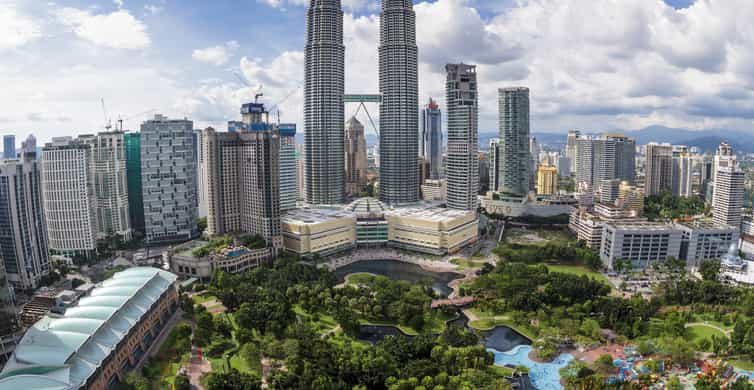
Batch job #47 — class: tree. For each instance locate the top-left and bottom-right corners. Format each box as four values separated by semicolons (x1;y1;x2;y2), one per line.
120;372;149;390
206;369;262;390
174;375;191;390
594;353;614;373
334;308;361;338
194;309;214;346
699;259;722;282
666;376;684;390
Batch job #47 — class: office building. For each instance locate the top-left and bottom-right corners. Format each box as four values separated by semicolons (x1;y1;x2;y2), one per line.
445;63;479;211
124;133;144;236
282;208;357;257
566;130;579;172
488;138;501;192
478;153;489;194
644;143;673;196
0;268;179;390
202;103;282;248
141;115;199;244
80;132;132;241
386;206;479;255
677;220;738;267
304;0;345;204
2;135;14;159
21;135;36;157
0;156;50;290
536;164;558;196
556;156;571;177
421;98;442;180
0;261;18;365
421;179;447;201
345;117;368;196
497;87;530;196
671;145;694;198
713;141;735;182
600;221;682;270
599;179;621;205
379;0;419;205
41;138;98;259
228;120;247;133
279;124;297;212
574;134;635;190
296;144;305;201
713;162;744;229
194;130;207;218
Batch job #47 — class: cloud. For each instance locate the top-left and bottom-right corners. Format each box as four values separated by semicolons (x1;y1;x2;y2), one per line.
144;5;163;15
0;4;42;50
56;8;150;49
192;41;240;66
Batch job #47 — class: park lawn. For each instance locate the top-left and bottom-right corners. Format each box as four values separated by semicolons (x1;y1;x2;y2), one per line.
208;352;260;376
192;293;218;305
691;314;735;331
545;264;611;287
293;305;339;334
142;321;191;388
731;359;754;371
450;258;486;270
468;318;537;341
345;272;378;285
687;324;727;350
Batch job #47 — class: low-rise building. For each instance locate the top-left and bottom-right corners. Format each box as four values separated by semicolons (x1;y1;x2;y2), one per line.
281;208;357;258
0;267;179;390
385;206;478;255
600;222;682;270
569;209;605;249
421;179;447;201
165;238;275;280
676;220;738;267
481;192;575;218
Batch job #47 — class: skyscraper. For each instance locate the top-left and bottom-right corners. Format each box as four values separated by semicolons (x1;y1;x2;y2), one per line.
489;138;501;192
2;135;14;159
124;133;144;236
497;87;531;196
445;63;479;211
141;115;198;244
41;137;98;259
537;165;558;196
379;0;419;205
574;134;635;190
644;143;673;196
566;130;580;172
713;142;744;229
0;260;18;365
421;98;442;180
0;155;50;290
304;0;345;205
203;103;281;248
279;123;297;211
671;145;694;198
345;117;368;196
21;135;36;157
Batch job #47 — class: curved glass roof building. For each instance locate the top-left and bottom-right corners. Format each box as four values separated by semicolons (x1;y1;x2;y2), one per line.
0;267;178;390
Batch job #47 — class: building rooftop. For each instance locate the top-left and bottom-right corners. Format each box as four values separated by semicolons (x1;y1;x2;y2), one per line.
343;197;387;217
386;205;473;222
676;219;738;231
282;207;355;225
0;267;177;390
603;221;678;231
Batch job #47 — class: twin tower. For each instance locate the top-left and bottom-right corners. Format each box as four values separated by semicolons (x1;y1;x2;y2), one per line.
304;0;419;205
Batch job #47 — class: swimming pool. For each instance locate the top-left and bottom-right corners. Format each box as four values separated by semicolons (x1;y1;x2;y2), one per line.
488;345;574;390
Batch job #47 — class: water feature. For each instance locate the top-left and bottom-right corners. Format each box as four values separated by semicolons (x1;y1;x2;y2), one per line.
482;325;531;352
489;345;574;390
334;259;463;297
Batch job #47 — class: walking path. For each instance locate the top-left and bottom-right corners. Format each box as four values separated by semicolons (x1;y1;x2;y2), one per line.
685;322;732;336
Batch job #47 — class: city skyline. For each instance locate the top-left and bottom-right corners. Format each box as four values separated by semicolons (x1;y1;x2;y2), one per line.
4;0;754;144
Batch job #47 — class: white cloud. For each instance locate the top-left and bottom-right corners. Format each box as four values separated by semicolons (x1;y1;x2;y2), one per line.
113;0;124;8
144;5;163;15
56;8;150;49
192;41;241;66
0;4;42;50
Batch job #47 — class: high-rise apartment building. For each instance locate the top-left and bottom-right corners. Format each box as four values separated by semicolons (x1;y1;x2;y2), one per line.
644;143;673;196
713;144;744;229
203;103;282;248
671;145;694;198
0;156;50;289
80;132;132;241
574;134;635;190
345;117;368;197
124;133;144;236
41;137;98;259
2;135;14;159
21;135;35;157
421;98;442;180
0;260;18;365
304;0;345;205
195;130;207;218
445;63;479;211
566;130;580;172
141;115;198;244
379;0;419;205
296;144;305;201
488;138;501;193
280;123;297;211
536;165;558;196
497;87;531;196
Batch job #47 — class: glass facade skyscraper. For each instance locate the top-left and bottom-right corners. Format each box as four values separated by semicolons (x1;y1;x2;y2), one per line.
124;133;144;236
421;99;442;180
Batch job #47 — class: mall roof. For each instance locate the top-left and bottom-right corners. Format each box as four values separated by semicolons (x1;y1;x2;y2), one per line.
0;267;177;390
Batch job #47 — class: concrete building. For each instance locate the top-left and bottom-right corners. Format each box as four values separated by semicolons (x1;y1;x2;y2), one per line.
140;115;198;244
296;144;305;201
566;130;579;172
166;239;275;280
304;0;345;205
483;193;576;218
80;132;132;241
345;117;368;197
195;130;208;218
497;87;530;196
713;141;735;182
202;105;281;249
676;220;738;267
379;0;419;205
2;135;14;159
279;123;297;211
713;163;744;230
344;198;390;247
282;208;357;257
41;138;98;259
422;179;447;201
536;164;558;196
445;63;479;211
574;134;635;190
600;221;682;270
421;98;442;180
488;138;501;192
671;145;694;198
644;143;673;196
569;209;605;249
21;135;36;157
386;206;478;255
0;261;19;365
124;133;144;236
0;268;179;390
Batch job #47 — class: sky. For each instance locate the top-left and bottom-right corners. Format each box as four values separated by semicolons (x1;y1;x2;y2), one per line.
3;0;754;144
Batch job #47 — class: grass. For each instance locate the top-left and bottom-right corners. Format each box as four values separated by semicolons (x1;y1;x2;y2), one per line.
731;359;754;371
687;324;727;351
142;321;191;388
344;272;378;285
545;264;612;287
468;317;537;341
293;305;339;334
691;314;735;331
192;292;218;305
450;258;486;270
504;228;573;245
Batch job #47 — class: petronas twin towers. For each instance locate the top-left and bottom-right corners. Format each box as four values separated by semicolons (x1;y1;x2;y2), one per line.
304;0;419;205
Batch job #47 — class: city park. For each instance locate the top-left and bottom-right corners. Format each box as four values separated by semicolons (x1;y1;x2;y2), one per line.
119;211;754;390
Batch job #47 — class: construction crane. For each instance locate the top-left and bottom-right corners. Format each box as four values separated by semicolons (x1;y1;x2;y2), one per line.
100;98;112;130
232;70;263;103
268;85;302;124
117;109;156;131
